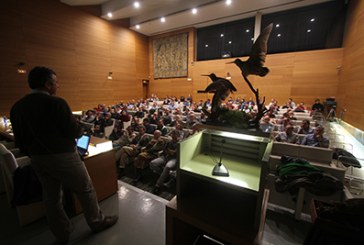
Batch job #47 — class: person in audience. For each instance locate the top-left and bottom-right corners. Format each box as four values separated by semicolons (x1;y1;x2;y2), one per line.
274;125;298;143
156;119;168;136
114;125;136;154
142;118;155;134
10;66;117;244
287;110;297;120
259;115;274;133
283;98;296;109
294;102;307;112
162;110;172;126
300;125;329;148
298;119;314;135
130;116;140;131
108;121;123;141
150;130;180;194
149;112;159;125
81;110;95;123
133;130;165;182
102;112;113;127
93;124;104;138
311;98;324;113
117;125;150;177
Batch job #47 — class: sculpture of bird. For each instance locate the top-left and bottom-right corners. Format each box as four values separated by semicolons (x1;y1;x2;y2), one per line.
203;78;237;119
198;73;237;93
228;23;273;77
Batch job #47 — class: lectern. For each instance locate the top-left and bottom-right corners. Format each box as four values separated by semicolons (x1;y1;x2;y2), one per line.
166;128;272;245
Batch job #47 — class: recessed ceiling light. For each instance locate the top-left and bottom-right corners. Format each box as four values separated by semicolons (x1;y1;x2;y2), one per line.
228;41;232;44
277;34;281;37
220;34;224;37
310;18;315;22
107;12;113;18
161;17;165;23
246;29;250;33
307;29;311;32
226;0;232;6
136;25;140;29
134;1;140;8
276;24;280;28
205;44;209;48
192;8;197;14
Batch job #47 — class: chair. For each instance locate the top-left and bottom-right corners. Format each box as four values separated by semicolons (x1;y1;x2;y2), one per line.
104;119;116;138
0;143;45;226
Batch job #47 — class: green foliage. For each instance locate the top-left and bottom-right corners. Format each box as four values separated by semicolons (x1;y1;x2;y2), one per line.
218;109;251;129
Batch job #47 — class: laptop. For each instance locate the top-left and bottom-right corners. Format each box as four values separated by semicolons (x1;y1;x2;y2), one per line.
76;134;90;157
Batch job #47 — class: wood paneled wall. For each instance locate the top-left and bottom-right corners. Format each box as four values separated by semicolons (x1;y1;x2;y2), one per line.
148;28;342;108
337;1;364;132
0;0;148;116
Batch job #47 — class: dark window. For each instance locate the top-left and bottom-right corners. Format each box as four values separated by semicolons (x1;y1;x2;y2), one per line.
262;0;347;54
197;18;255;61
196;0;347;60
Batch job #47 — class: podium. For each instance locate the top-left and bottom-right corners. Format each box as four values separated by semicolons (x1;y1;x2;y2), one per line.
166;128;272;244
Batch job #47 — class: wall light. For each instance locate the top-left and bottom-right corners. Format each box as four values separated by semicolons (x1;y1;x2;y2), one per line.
107;72;113;80
226;72;231;80
187;77;192;81
17;62;27;74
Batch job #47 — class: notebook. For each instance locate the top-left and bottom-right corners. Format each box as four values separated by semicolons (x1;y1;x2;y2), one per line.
77;134;90;157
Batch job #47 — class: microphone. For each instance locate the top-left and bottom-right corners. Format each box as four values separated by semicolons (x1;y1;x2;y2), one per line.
212;138;229;177
218;139;226;165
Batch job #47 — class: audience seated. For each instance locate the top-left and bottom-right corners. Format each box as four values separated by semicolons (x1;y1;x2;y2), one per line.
274;125;298;144
311;98;324;113
300;125;330;148
150;130;181;194
298;119;314;134
260;115;275;133
133;130;165;182
117;126;150;177
156;119;168;136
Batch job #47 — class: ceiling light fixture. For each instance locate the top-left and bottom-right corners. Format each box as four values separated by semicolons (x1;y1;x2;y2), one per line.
220;34;224;37
107;12;112;18
134;1;140;8
307;29;311;32
276;24;280;28
310;18;315;22
192;8;197;14
136;24;140;29
277;33;281;37
160;17;165;22
226;0;232;6
245;29;250;33
205;44;209;47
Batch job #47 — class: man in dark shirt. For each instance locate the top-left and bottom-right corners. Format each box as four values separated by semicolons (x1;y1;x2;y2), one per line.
10;67;117;244
311;99;324;112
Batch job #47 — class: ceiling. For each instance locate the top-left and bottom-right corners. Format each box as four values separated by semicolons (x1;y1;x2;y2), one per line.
60;0;334;36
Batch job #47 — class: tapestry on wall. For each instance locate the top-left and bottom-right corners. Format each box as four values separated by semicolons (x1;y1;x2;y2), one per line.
153;33;188;79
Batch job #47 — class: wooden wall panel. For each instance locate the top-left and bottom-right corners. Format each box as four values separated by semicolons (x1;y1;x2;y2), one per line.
0;0;147;116
337;0;364;131
149;28;343;110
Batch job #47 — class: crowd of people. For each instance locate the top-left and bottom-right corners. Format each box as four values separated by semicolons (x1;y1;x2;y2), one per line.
76;95;330;194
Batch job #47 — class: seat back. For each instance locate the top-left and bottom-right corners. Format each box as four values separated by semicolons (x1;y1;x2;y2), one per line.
104;119;116;138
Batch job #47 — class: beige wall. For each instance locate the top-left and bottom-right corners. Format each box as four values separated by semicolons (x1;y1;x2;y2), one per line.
337;0;364;132
0;0;148;116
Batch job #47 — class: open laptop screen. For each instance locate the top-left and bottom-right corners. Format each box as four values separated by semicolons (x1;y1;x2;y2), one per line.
77;134;90;156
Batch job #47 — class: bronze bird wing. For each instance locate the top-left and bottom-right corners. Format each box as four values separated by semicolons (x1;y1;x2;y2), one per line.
205;79;227;92
248;23;273;67
221;79;237;92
